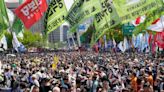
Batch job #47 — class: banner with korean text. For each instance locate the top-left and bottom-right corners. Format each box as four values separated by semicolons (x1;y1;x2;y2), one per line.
113;0;162;23
66;0;102;32
45;0;68;34
91;0;120;45
15;0;48;29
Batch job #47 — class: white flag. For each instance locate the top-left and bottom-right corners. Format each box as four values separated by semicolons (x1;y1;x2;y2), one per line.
12;32;21;52
0;35;8;51
147;16;164;32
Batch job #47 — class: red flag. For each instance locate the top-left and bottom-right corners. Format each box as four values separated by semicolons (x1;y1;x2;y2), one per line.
14;0;48;29
152;18;160;24
135;17;141;25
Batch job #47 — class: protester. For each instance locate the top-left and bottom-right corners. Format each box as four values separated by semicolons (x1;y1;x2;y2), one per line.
0;51;163;92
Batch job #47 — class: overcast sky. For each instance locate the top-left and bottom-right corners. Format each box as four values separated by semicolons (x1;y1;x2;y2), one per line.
64;0;74;10
5;0;75;10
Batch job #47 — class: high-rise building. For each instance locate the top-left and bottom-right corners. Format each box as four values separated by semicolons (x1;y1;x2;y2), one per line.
48;23;69;43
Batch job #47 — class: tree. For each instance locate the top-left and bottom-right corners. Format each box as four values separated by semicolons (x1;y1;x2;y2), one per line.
19;29;42;47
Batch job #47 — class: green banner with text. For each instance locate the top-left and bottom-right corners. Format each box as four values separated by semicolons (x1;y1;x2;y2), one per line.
91;0;120;45
113;0;162;23
45;0;68;34
66;0;102;32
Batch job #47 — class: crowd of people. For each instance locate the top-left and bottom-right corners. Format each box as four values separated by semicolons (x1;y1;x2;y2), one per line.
0;51;163;92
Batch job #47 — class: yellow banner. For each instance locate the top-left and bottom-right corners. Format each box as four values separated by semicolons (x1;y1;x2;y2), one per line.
52;55;59;70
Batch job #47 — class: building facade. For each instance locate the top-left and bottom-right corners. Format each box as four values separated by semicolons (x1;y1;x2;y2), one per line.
48;24;69;43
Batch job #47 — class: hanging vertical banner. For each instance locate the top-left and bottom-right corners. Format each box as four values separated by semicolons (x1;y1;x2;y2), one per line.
91;0;120;45
15;0;48;29
113;0;162;23
66;0;101;32
45;0;68;34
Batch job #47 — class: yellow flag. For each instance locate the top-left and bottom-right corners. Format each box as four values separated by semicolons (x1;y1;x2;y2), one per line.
52;56;59;70
52;63;57;70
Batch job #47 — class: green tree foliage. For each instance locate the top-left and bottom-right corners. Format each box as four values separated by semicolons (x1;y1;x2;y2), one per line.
19;29;42;47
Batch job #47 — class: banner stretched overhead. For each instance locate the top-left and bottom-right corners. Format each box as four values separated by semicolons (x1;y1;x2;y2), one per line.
15;0;48;29
45;0;67;34
92;0;120;43
66;0;101;32
113;0;162;23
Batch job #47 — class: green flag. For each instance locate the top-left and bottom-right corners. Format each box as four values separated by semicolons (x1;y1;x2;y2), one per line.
45;0;68;34
66;0;102;32
0;0;9;39
0;0;9;23
11;0;24;35
12;17;24;35
91;0;120;45
0;13;6;39
113;0;162;23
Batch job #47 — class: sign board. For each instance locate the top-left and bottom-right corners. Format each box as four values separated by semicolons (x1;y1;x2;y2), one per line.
122;23;135;36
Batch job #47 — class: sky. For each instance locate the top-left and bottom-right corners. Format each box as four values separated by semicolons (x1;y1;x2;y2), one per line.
5;0;74;10
64;0;74;10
